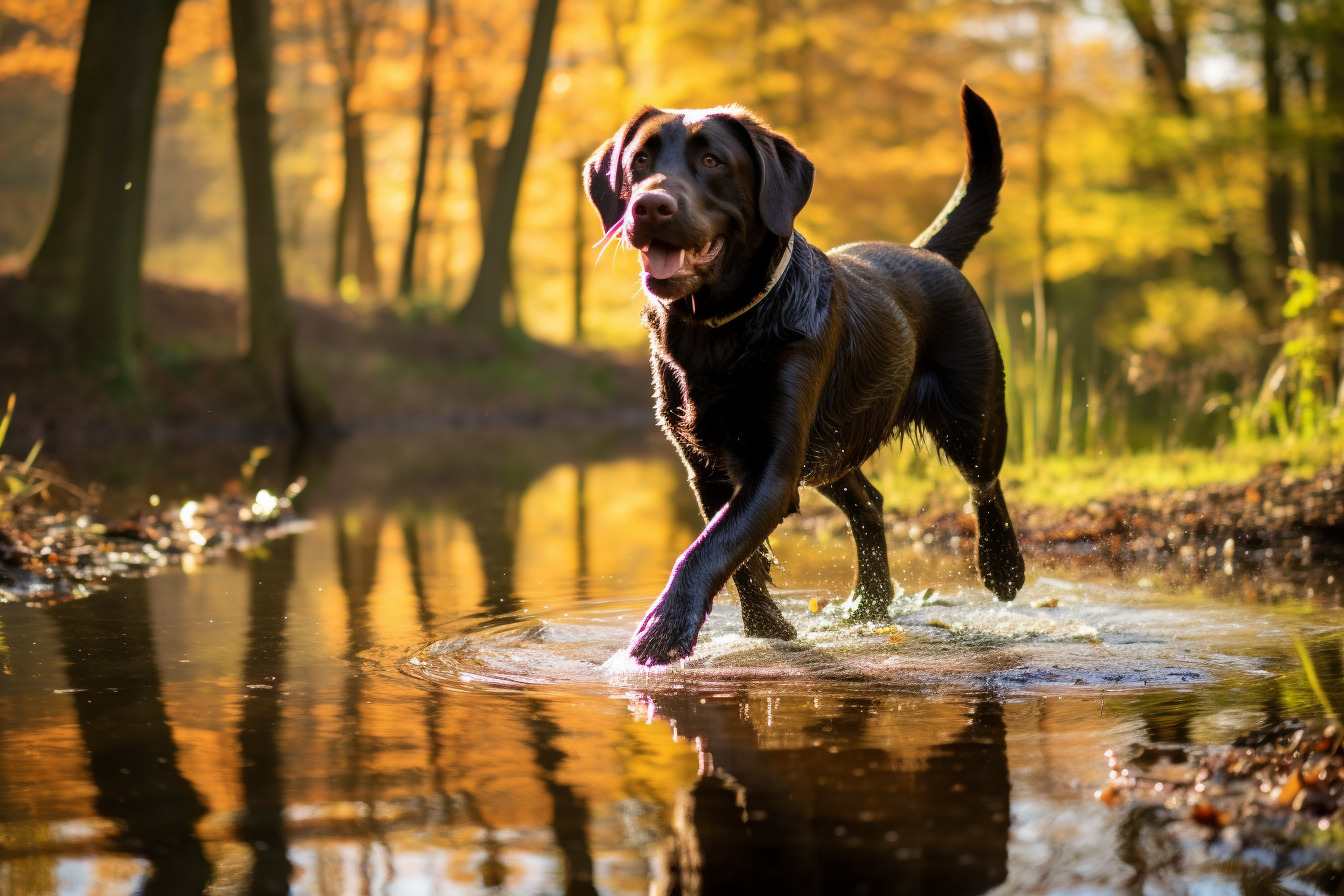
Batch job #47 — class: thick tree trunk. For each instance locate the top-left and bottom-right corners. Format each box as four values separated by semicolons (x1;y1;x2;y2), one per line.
456;0;559;337
398;0;440;302
72;0;182;391
24;0;122;323
229;0;313;432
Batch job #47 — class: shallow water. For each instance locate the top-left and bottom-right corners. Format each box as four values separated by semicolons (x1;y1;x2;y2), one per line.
1;429;1342;895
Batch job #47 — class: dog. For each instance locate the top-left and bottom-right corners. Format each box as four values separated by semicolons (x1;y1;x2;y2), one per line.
585;84;1025;666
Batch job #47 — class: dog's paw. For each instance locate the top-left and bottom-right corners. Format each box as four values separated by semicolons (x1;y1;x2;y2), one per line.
741;600;797;640
628;606;701;666
977;529;1025;601
838;582;895;623
843;599;891;624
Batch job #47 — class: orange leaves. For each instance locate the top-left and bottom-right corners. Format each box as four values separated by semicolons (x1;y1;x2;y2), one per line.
0;0;86;88
163;0;229;71
0;31;77;88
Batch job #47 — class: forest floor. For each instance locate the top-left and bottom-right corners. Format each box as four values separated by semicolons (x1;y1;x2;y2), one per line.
913;459;1344;576
0;275;652;446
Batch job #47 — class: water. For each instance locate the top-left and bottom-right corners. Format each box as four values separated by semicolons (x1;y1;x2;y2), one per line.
1;429;1342;895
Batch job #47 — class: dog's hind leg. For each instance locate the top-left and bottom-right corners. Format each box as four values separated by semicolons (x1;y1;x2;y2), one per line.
817;469;896;621
733;545;796;639
919;366;1026;601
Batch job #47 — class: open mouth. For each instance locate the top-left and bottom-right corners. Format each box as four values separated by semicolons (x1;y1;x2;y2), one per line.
638;236;725;280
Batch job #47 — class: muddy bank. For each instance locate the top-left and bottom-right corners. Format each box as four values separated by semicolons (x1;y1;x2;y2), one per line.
0;275;650;446
795;461;1344;599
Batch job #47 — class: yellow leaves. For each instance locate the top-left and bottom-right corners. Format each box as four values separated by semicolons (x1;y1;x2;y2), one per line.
1042;188;1213;282
1125;281;1260;365
754;71;802;101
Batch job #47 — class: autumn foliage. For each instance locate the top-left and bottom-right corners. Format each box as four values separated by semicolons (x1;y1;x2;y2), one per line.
0;0;1340;449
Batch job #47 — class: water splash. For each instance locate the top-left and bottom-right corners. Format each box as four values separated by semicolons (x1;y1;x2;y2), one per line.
406;578;1286;697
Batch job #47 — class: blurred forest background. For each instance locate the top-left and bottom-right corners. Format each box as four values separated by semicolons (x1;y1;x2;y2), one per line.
0;0;1341;458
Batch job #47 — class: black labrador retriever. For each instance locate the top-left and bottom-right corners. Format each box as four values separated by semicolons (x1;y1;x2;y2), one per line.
585;84;1025;666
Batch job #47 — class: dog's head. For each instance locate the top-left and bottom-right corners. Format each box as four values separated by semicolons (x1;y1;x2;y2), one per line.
584;106;814;304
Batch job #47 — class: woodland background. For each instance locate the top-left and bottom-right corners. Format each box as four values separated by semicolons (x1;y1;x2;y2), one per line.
0;0;1341;458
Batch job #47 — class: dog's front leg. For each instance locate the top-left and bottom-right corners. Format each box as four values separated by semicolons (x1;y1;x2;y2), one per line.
629;354;822;666
681;461;798;643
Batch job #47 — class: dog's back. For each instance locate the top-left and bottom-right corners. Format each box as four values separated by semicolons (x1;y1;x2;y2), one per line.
818;83;1006;455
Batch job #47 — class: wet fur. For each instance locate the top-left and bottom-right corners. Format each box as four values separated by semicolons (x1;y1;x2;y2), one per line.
586;85;1026;665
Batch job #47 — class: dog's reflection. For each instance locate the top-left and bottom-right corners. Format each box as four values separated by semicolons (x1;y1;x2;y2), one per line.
643;691;1009;896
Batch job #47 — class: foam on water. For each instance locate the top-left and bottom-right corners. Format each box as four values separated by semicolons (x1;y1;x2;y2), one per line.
405;577;1296;697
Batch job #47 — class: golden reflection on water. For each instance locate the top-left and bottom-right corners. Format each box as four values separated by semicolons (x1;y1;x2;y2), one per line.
0;433;1342;895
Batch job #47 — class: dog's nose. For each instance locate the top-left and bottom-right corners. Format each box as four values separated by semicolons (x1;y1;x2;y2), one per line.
632;191;678;225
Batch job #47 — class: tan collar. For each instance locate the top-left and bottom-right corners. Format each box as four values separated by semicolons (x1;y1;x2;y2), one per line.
702;234;795;328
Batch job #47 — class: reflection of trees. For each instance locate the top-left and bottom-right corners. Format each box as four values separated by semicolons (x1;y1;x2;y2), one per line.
309;429;694;622
647;692;1010;896
333;507;385;894
523;697;599;896
238;535;298;895
454;477;524;618
48;581;212;895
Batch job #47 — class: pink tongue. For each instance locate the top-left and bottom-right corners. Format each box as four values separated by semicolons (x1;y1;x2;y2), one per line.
641;243;682;280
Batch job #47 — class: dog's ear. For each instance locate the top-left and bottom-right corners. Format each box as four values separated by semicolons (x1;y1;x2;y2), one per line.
583;139;624;232
584;107;661;233
719;111;815;238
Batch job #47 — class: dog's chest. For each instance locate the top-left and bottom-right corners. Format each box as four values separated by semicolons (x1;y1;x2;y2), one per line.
654;334;783;462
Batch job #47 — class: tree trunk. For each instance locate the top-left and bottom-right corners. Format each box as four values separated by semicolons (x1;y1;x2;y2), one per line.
1295;51;1325;264
1262;0;1292;272
1119;0;1194;117
466;132;516;322
398;0;441;303
1322;14;1344;267
333;98;382;301
324;0;382;303
572;154;585;344
229;0;313;432
456;0;559;338
72;0;182;392
1119;0;1263;306
24;0;122;324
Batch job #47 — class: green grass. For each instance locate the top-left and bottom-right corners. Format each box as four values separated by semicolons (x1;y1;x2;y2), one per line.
863;434;1344;513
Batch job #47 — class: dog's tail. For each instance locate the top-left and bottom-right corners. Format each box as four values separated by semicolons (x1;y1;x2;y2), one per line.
911;83;1004;270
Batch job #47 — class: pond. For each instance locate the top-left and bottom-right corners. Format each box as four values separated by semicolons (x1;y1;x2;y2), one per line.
1;428;1342;895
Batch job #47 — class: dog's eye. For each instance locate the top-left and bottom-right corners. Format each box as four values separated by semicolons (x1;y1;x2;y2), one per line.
632;151;649;169
702;154;720;169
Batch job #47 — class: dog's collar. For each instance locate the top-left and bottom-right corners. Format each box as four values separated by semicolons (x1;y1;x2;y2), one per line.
701;233;795;328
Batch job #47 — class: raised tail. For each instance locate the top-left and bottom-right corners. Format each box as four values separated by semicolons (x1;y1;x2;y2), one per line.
911;83;1004;270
